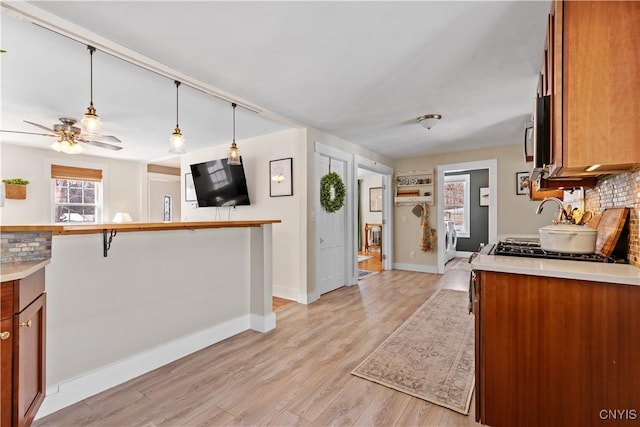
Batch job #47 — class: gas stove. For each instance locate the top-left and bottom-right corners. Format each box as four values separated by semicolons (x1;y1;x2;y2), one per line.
491;240;624;263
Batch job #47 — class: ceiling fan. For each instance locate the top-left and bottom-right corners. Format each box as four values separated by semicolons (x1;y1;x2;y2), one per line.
1;117;123;153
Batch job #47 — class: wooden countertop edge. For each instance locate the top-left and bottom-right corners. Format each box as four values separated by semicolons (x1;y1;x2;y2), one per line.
1;220;282;235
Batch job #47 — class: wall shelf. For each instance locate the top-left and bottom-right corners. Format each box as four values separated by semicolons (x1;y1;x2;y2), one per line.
395;170;434;206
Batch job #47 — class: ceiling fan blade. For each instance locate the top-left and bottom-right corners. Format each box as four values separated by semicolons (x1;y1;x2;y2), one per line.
84;139;123;151
100;135;122;143
0;129;58;138
24;120;57;133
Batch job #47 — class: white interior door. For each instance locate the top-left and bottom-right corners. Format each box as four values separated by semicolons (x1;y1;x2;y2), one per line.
316;155;347;295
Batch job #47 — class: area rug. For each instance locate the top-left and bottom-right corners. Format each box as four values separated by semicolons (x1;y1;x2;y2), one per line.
358;269;376;280
358;255;373;262
352;289;475;414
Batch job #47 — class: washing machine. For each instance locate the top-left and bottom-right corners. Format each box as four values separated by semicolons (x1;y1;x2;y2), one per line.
444;220;458;262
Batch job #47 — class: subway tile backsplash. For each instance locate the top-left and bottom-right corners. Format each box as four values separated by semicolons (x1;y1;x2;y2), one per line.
1;232;52;263
585;170;640;267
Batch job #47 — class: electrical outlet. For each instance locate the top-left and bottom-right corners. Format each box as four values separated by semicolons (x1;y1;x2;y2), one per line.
410;251;416;258
401;215;407;223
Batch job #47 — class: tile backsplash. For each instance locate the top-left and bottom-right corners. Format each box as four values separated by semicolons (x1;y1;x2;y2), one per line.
585;170;640;267
1;232;52;263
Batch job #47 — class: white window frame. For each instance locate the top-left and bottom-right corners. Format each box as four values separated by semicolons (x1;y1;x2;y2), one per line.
51;178;103;224
443;174;470;238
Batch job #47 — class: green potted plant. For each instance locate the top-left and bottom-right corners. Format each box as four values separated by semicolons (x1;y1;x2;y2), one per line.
2;178;29;199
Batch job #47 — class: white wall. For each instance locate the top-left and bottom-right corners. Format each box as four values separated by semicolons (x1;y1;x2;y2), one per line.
0;144;147;224
180;128;307;301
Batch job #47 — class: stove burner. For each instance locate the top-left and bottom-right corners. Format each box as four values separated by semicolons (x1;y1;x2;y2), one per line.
492;241;623;263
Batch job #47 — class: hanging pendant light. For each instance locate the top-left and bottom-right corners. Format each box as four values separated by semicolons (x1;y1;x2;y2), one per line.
227;103;241;165
169;80;186;154
80;46;103;141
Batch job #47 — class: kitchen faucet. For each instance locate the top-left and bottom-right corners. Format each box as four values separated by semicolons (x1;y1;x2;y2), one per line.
535;197;567;224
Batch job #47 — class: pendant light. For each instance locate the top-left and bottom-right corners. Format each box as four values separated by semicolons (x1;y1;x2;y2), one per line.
169;80;186;154
80;46;103;141
227;103;240;165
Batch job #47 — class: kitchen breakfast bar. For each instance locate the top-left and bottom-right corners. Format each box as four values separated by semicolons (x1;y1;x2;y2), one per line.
1;220;280;420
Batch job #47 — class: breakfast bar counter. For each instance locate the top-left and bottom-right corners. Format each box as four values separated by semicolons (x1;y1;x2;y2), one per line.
1;220;281;419
1;220;281;235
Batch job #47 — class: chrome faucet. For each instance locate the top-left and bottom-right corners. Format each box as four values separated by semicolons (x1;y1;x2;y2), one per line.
535;197;567;224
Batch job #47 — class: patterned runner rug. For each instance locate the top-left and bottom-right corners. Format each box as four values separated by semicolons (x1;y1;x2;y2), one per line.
352;289;475;414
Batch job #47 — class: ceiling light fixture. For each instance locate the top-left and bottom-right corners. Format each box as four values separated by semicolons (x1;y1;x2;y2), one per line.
417;113;442;130
51;135;82;155
169;80;186;154
227;103;241;165
80;45;103;141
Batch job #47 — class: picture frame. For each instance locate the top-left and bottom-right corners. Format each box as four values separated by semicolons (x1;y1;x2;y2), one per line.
369;187;382;212
479;187;489;206
185;173;197;201
516;171;530;196
270;157;293;197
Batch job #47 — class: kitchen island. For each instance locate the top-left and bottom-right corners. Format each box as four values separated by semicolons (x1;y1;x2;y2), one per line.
1;220;280;419
471;248;640;427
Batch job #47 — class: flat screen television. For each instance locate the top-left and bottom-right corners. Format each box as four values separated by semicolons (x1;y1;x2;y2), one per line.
190;157;250;207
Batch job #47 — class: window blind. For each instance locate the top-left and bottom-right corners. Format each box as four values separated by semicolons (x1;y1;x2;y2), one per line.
51;165;103;182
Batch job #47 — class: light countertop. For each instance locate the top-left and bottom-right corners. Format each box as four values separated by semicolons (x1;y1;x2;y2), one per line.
472;246;640;286
0;259;50;282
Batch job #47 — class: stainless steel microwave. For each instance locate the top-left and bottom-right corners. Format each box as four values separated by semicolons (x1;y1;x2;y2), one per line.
531;95;551;179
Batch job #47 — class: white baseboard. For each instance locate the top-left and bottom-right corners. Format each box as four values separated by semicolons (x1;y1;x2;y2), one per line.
36;315;253;419
299;289;320;305
272;285;298;301
250;313;276;332
392;263;439;274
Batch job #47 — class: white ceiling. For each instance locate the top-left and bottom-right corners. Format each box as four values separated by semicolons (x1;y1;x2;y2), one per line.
1;1;550;165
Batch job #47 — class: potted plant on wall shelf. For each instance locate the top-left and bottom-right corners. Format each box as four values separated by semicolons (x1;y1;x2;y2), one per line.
2;178;29;199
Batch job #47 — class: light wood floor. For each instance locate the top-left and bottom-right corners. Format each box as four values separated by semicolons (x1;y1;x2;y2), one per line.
34;260;479;427
358;250;383;272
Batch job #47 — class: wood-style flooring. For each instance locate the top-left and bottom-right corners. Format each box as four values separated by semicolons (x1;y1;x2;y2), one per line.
358;250;383;272
34;259;479;427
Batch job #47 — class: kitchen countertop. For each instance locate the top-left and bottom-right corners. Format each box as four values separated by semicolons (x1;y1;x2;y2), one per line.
0;259;50;282
472;244;640;286
0;220;281;235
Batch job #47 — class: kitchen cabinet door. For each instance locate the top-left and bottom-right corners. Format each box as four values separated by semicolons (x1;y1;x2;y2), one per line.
1;317;12;427
549;0;640;177
14;294;45;427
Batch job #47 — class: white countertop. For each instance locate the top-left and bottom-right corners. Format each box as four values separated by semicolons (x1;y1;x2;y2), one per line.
0;259;50;282
471;246;640;286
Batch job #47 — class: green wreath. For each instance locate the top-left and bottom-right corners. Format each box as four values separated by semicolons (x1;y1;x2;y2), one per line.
320;172;345;213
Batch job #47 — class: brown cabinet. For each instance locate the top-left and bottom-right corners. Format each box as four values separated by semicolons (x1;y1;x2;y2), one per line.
474;270;640;427
548;0;640;177
1;268;46;427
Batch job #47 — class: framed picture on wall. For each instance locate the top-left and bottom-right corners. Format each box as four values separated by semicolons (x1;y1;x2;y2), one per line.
270;157;293;197
516;171;530;196
185;173;197;201
369;187;382;212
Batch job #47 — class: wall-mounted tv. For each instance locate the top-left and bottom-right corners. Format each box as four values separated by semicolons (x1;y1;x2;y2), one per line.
190;157;250;207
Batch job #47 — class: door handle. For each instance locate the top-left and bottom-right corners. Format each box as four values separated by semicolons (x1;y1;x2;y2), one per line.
20;320;32;328
0;331;10;340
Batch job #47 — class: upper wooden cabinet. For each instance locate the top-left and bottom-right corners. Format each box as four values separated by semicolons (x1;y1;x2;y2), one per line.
547;0;640;178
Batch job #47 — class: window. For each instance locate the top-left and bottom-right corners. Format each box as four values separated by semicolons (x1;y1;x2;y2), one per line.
444;174;470;238
51;165;102;224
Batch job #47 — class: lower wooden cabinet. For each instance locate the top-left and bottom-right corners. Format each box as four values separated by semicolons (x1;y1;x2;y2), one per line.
1;268;46;427
474;270;640;427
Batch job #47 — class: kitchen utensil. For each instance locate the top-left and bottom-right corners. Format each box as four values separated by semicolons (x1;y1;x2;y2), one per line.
539;224;597;254
579;211;593;226
572;211;583;225
595;208;629;257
